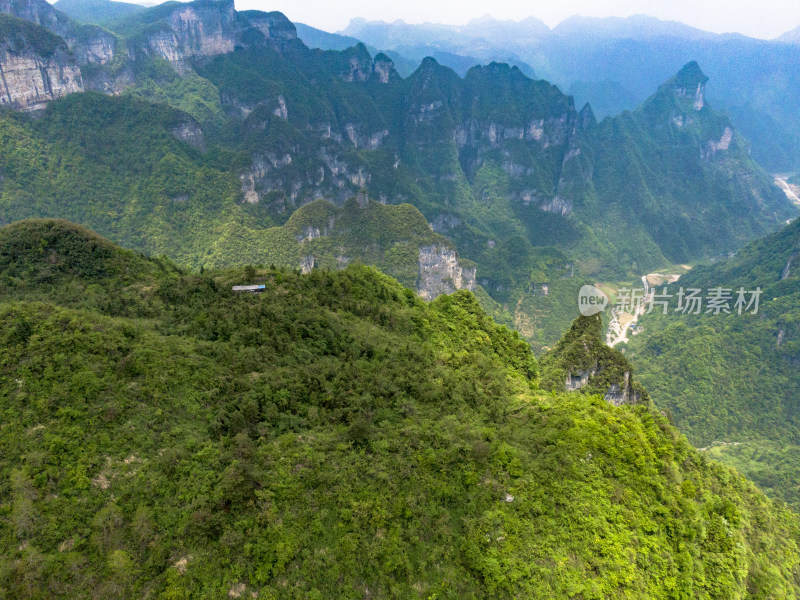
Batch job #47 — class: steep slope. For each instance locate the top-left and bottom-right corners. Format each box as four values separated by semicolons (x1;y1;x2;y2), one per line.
540;313;649;405
584;62;789;265
0;0;118;71
1;220;800;598
0;94;478;298
0;13;83;110
204;196;476;299
626;216;800;508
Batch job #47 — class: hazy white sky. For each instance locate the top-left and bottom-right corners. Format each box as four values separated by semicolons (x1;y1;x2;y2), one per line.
233;0;800;39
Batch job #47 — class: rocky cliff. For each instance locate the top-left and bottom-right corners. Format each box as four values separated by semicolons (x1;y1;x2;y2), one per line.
0;0;303;109
0;14;82;110
417;244;476;300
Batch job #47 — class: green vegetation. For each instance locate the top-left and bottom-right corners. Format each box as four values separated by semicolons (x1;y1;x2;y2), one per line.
1;219;800;598
204;197;455;289
0;93;244;267
626;217;800;508
0;13;68;57
0;0;795;352
540;313;648;400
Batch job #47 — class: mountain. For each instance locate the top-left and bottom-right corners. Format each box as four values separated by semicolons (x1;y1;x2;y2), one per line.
342;14;800;172
0;0;303;107
777;25;800;43
52;0;144;25
625;216;800;507
2;219;800;597
341;16;539;78
550;14;716;41
0;0;794;352
294;21;365;52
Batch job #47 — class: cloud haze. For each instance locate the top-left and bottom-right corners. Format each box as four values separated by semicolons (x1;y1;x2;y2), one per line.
234;0;800;39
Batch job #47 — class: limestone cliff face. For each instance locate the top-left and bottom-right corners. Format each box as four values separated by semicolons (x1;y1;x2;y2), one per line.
132;2;301;69
133;0;237;69
0;0;122;105
170;120;206;151
417;244;476;301
73;31;116;66
244;10;297;45
0;0;118;63
0;0;73;39
0;0;303;109
0;16;83;111
564;366;642;406
0;49;82;110
240;145;371;212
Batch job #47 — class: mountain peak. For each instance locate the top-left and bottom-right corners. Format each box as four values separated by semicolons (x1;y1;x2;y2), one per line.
540;314;648;406
659;61;709;111
671;60;709;88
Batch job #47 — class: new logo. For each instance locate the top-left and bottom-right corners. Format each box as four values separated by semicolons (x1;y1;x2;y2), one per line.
578;285;609;316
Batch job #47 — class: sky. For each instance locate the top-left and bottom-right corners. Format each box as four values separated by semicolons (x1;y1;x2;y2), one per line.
232;0;800;39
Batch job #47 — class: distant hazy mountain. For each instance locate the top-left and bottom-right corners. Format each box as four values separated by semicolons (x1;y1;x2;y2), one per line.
53;0;144;25
342;14;800;173
294;22;366;52
550;14;716;40
778;25;800;43
342;17;539;77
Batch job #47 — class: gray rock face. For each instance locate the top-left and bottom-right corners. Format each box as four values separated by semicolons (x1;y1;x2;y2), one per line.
565;369;594;391
373;55;394;83
244;10;297;44
417;244;476;301
170;121;206;151
135;0;238;70
0;47;82;110
0;0;73;38
73;32;116;65
239;146;370;212
0;0;304;111
300;254;315;273
565;367;643;406
602;371;643;406
781;250;799;280
702;126;733;160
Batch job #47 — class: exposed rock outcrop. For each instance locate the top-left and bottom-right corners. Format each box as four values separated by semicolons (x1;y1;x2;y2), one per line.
669;61;708;111
540;314;647;406
417;244;476;301
170;120;206;151
0;0;305;111
0;15;83;110
0;50;82;110
703;126;733;160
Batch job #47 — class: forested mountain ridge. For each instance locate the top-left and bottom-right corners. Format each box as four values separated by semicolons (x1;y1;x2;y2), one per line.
343;14;800;173
2;219;800;598
0;0;795;352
